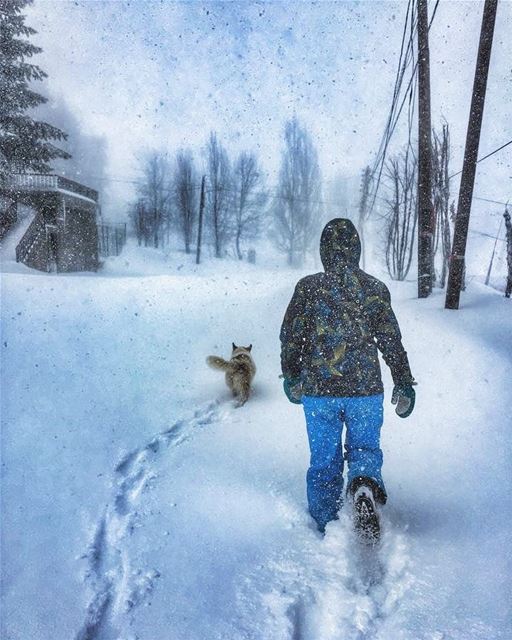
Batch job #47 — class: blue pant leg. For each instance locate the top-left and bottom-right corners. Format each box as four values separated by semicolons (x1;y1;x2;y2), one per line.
343;394;385;493
302;396;344;530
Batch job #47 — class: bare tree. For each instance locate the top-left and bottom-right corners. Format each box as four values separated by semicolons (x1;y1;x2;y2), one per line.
384;151;418;280
358;165;373;269
233;152;266;259
206;132;232;258
273;117;322;266
138;153;171;249
129;198;152;246
174;150;197;254
431;124;452;288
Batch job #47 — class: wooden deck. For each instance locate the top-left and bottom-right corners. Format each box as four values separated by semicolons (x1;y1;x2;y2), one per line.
4;173;98;205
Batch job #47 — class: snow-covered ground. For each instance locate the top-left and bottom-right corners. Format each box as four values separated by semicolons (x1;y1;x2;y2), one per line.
1;242;511;640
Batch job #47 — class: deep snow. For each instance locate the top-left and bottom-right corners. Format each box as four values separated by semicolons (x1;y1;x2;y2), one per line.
1;243;511;640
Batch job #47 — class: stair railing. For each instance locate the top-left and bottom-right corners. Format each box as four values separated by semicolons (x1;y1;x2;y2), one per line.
15;212;46;264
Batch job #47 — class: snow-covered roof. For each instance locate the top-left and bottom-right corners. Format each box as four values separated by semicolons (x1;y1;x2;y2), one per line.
5;173;98;205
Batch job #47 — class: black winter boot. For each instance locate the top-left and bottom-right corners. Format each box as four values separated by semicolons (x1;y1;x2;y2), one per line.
348;476;384;544
347;476;387;505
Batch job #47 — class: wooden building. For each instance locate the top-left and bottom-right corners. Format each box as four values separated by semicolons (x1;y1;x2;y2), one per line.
1;173;99;272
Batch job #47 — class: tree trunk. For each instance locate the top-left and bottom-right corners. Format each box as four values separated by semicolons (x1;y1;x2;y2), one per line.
236;230;243;260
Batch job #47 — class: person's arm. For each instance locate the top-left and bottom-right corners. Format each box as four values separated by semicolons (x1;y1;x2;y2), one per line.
280;279;311;380
368;285;414;386
368;285;416;417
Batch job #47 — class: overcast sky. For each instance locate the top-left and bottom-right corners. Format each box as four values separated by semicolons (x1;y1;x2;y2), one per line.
27;0;511;224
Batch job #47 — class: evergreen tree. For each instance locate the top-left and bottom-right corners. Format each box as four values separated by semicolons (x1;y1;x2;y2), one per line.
0;0;70;181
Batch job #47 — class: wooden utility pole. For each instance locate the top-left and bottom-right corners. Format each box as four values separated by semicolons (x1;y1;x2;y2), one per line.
417;0;434;298
195;175;206;265
445;0;498;309
485;216;503;286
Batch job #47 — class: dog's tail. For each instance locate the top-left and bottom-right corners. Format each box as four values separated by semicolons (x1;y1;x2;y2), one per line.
206;355;231;371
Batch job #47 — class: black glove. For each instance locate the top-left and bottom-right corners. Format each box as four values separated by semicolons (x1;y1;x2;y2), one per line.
504;210;510;221
283;377;302;404
391;383;416;418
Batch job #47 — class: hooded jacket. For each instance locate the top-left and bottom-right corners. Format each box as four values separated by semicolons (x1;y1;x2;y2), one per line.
280;218;413;397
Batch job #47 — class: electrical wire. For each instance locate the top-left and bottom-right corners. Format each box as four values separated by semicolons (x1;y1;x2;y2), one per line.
448;138;512;179
367;0;441;218
366;1;418;217
473;195;511;207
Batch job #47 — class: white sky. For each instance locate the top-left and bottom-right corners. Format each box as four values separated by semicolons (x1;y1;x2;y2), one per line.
27;0;512;226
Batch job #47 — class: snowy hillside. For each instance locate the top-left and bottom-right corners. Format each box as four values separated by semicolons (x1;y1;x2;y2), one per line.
1;246;511;640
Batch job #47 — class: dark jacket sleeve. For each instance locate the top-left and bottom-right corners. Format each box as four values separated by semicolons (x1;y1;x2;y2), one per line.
280;279;311;380
368;284;414;386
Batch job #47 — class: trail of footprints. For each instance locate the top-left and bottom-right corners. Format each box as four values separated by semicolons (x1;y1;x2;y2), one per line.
76;400;412;640
75;402;220;640
286;523;412;640
236;505;413;640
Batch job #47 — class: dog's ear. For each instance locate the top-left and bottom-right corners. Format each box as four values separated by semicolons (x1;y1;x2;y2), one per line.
232;342;237;351
248;344;252;351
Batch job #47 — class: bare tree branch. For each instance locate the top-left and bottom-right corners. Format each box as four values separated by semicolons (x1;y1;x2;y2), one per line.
272;117;322;266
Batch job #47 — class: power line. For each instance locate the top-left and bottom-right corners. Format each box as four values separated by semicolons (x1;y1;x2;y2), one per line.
406;2;418;159
470;227;505;241
367;0;441;218
477;138;512;164
473;195;510;206
370;0;414;174
448;138;512;179
430;0;441;28
379;0;439;163
91;169;510;212
90;129;512;215
366;0;417;216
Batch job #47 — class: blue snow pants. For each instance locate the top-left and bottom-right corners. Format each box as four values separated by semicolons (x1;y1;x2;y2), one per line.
302;394;385;531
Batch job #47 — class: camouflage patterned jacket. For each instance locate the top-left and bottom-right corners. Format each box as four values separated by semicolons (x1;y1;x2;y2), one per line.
280;219;414;397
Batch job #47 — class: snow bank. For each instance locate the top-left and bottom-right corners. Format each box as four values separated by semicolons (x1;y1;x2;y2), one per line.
1;249;511;640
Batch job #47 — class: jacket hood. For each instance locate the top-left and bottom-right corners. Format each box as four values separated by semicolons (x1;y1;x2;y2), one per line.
320;218;361;272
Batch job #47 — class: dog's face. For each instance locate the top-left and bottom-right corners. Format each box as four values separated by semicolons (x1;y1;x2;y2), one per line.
232;342;252;357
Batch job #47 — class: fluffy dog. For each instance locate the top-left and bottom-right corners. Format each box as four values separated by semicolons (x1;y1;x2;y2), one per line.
207;343;256;407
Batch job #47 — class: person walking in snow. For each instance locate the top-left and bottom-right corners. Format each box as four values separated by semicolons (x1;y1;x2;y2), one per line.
280;218;415;536
504;208;512;298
